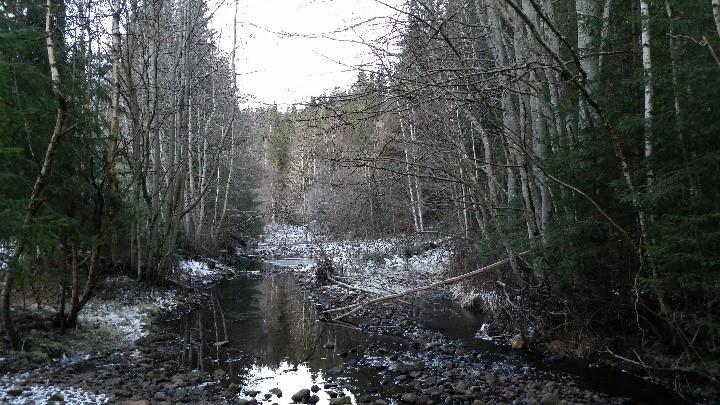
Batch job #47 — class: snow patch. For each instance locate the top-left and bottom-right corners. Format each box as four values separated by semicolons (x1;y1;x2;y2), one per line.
0;375;107;404
78;277;180;343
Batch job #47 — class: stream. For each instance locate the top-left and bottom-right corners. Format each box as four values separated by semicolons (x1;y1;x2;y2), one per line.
168;258;687;404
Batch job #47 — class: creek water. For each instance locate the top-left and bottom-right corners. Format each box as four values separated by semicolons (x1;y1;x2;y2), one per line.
170;258;687;404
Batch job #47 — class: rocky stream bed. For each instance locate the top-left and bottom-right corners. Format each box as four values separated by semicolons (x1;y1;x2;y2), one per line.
0;227;694;404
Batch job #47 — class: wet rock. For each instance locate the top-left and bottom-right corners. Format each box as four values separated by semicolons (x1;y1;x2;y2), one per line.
269;387;283;397
264;393;273;399
48;392;64;402
416;394;431;404
511;333;525;350
291;389;310;402
7;389;23;396
326;390;338;398
245;390;260;397
540;392;560;405
213;368;226;378
228;383;240;392
396;374;409;382
329;396;352;405
503;390;516;400
400;393;417;403
308;394;320;404
310;385;320;393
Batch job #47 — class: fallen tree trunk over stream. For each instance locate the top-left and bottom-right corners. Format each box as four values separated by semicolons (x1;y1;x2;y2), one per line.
323;251;529;321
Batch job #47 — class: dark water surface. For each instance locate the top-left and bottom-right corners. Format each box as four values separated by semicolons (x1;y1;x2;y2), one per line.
171;258;688;404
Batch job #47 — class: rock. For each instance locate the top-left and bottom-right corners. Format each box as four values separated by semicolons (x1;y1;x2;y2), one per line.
416;395;431;404
49;392;64;402
245;390;260;397
291;389;310;402
375;401;388;405
396;374;409;382
540;392;560;405
264;393;273;399
327;366;342;374
7;389;22;396
213;368;226;378
329;396;352;405
238;400;252;405
323;342;335;349
400;393;417;403
510;334;525;350
326;390;338;398
503;390;516;400
310;385;320;393
308;394;320;404
269;388;283;397
472;401;485;405
228;383;240;392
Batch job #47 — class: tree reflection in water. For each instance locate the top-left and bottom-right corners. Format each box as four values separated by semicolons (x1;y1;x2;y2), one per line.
173;272;386;402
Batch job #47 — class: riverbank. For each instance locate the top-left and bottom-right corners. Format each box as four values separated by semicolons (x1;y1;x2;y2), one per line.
255;224;698;405
0;257;238;404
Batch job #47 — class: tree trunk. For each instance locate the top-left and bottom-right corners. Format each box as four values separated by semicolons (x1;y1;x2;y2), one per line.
2;0;69;349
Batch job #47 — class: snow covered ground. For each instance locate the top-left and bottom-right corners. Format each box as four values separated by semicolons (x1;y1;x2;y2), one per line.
258;223;454;296
79;258;229;343
0;374;108;405
258;223;503;313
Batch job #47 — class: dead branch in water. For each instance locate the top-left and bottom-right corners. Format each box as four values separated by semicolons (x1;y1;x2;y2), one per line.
323;251;530;321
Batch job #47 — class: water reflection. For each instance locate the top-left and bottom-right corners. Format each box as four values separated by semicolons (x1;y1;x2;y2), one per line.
174;272;388;403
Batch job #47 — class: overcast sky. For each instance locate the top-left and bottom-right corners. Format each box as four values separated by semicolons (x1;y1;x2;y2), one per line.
210;0;403;109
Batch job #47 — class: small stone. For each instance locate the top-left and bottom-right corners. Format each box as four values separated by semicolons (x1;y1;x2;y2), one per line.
269;388;282;397
291;389;310;402
510;334;525;350
326;390;338;398
308;394;320;404
213;368;226;378
329;396;352;405
245;390;260;397
49;392;64;402
310;385;320;393
400;393;417;403
264;393;272;399
540;392;560;405
503;390;515;400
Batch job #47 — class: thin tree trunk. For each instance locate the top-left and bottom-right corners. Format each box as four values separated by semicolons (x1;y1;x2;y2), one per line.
2;0;69;349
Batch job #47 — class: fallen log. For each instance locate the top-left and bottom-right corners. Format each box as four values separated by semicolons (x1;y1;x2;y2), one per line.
323;251;529;321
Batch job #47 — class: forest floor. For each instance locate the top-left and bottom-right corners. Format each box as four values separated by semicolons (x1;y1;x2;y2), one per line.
0;258;239;404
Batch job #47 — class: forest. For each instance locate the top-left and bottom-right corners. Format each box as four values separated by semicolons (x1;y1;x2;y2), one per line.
1;0;719;403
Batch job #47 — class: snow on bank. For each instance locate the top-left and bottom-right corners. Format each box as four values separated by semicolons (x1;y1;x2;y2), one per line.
78;279;178;343
259;223;453;296
0;375;108;405
79;257;227;344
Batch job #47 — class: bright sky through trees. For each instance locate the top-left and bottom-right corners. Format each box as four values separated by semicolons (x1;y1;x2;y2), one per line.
211;0;402;108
